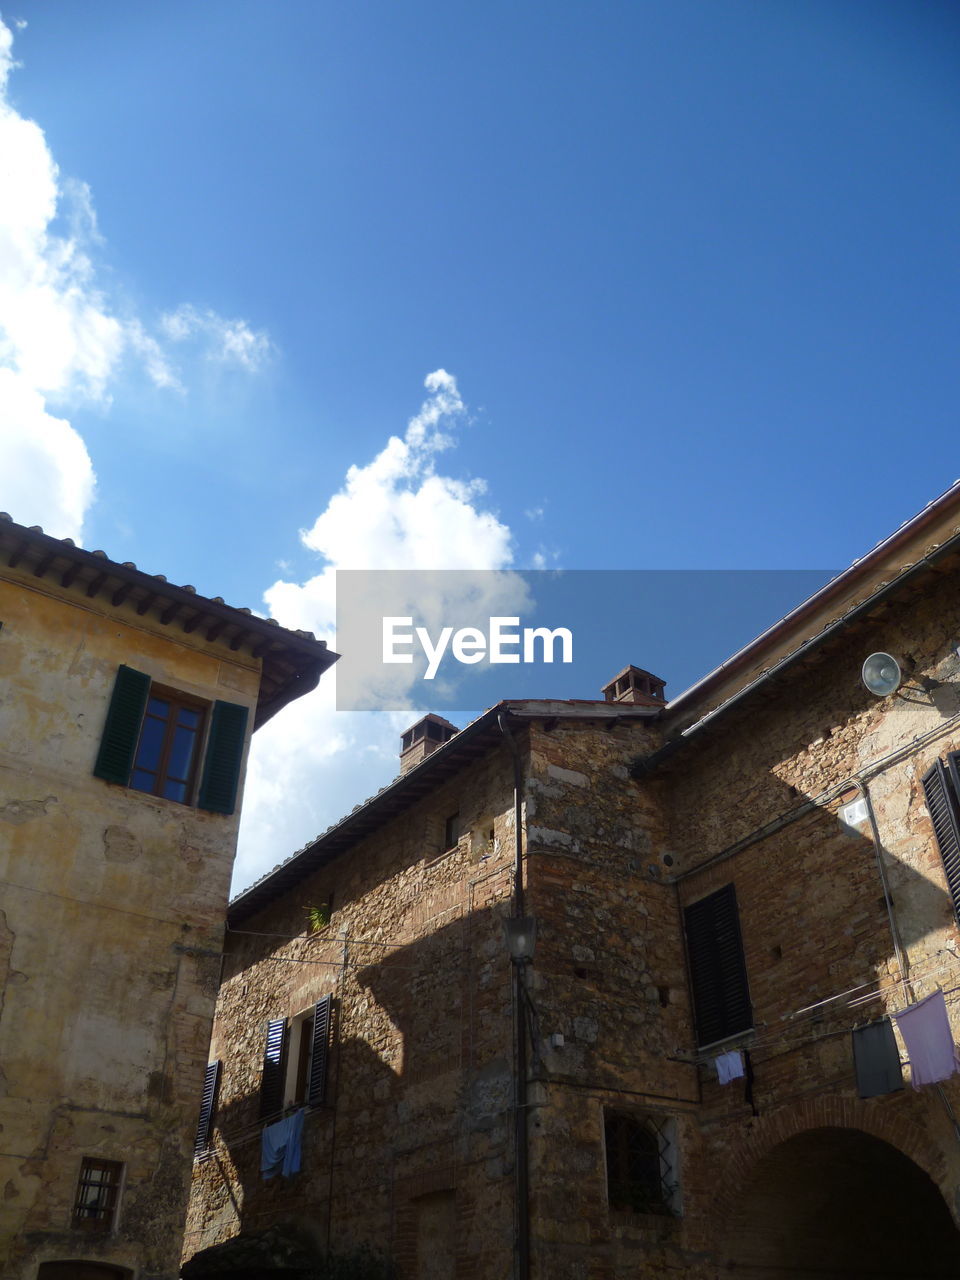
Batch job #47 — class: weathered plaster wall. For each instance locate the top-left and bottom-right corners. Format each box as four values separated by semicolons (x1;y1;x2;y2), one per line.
0;569;257;1280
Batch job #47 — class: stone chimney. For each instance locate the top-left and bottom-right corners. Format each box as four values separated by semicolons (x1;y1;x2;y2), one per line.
399;713;459;774
602;665;666;705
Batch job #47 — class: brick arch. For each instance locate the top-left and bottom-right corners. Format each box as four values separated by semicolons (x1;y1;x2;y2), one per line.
710;1094;949;1225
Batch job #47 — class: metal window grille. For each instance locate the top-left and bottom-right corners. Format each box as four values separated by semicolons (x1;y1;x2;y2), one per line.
72;1157;123;1230
605;1113;676;1216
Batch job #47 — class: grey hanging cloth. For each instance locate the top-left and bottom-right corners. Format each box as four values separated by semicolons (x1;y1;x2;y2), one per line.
852;1018;903;1098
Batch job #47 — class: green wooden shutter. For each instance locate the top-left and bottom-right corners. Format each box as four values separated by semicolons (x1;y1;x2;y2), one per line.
194;1060;221;1155
923;758;960;924
684;883;752;1047
307;995;333;1106
260;1018;287;1119
198;700;249;815
93;665;150;785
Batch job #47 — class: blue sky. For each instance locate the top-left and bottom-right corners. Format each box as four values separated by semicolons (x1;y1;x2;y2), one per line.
2;1;958;889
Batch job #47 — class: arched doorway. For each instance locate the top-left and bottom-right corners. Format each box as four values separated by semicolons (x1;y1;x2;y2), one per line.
722;1126;960;1277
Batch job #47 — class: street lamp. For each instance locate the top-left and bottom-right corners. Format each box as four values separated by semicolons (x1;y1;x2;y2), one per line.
503;915;538;964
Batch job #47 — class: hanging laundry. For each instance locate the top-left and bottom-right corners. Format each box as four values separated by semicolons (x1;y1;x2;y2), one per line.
714;1049;745;1084
261;1108;305;1179
851;1018;903;1098
893;990;960;1089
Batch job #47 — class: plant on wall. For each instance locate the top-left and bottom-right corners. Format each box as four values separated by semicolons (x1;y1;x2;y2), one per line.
306;903;331;933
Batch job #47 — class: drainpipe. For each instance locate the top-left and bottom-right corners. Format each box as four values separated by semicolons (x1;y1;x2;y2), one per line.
842;778;911;1001
845;781;960;1144
499;712;530;1280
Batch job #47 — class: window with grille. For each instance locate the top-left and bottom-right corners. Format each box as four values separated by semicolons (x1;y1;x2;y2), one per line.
72;1157;123;1231
604;1112;679;1216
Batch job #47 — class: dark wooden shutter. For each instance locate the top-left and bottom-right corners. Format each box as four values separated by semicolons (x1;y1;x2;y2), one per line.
194;1060;221;1155
198;700;249;814
93;665;150;784
260;1018;287;1119
307;995;333;1106
922;758;960;923
684;883;752;1047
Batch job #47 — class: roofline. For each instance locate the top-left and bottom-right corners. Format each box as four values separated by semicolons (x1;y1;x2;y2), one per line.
0;514;339;728
632;523;960;778
663;479;960;726
227;698;659;924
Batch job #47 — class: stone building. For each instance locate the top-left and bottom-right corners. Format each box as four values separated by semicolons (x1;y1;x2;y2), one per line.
0;515;337;1280
185;481;960;1278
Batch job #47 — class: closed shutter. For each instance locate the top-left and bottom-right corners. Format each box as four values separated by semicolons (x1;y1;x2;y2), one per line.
194;1060;221;1155
307;995;333;1106
922;758;960;923
684;883;752;1047
93;665;150;784
198;700;249;815
260;1018;287;1119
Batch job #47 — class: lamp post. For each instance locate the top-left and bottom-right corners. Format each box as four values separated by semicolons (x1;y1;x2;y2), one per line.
504;915;537;1280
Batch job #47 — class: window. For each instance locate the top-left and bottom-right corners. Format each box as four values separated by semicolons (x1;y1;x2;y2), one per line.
684;883;752;1047
259;995;333;1119
131;690;205;802
72;1157;123;1231
194;1060;221;1156
94;665;248;814
921;756;960;924
604;1112;678;1216
443;812;461;850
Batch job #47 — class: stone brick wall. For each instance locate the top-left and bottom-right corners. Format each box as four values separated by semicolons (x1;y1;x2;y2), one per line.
660;564;960;1271
185;558;960;1279
183;741;524;1277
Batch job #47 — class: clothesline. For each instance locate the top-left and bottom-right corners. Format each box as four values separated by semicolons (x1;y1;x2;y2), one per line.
682;960;960;1070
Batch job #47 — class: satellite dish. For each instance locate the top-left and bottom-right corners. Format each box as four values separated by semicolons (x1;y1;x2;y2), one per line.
862;652;902;698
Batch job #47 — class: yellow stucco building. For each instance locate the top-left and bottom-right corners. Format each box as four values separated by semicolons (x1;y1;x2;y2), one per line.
0;514;336;1280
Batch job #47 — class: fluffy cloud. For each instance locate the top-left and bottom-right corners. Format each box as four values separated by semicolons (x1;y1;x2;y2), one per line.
161;304;272;371
234;371;516;893
0;369;95;536
0;18;271;540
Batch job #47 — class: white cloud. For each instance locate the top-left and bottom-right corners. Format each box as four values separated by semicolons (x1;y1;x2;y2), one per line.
161;304;273;371
235;371;517;893
0;369;95;539
0;17;271;540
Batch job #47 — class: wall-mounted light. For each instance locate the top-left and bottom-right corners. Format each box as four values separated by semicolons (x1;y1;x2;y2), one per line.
503;916;538;964
861;652;903;698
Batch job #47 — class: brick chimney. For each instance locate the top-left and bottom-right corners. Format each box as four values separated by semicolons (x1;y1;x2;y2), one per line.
399;713;459;774
602;665;666;705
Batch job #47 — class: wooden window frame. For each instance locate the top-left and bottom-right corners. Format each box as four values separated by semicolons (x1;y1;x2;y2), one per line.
94;666;249;815
130;685;207;805
72;1157;123;1232
922;755;960;925
683;883;752;1048
443;811;461;851
194;1060;221;1157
